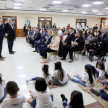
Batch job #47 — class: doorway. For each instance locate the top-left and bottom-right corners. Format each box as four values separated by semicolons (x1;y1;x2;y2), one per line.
38;17;52;29
76;19;87;28
2;16;17;36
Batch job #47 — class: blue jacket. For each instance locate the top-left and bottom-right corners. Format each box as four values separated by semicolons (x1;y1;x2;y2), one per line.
34;31;41;40
40;32;48;42
44;35;53;47
0;24;5;40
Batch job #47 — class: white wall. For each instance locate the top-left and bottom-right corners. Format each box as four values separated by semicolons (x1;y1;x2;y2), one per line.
0;13;101;29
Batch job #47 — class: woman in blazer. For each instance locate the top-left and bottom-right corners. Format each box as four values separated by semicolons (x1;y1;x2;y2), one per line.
41;29;60;63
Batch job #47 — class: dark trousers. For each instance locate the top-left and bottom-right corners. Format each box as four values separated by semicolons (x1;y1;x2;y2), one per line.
69;47;82;59
0;39;3;58
43;48;57;58
63;44;71;59
7;38;14;53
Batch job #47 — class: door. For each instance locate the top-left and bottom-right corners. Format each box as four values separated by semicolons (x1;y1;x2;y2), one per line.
38;17;52;29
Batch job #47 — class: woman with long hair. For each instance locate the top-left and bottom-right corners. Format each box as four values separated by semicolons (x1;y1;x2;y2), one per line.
41;29;60;63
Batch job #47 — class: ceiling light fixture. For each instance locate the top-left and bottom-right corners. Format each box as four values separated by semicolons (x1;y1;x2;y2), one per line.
91;10;99;12
62;10;69;12
81;12;87;14
105;8;108;9
14;3;22;5
39;8;46;11
14;7;21;9
92;1;104;5
82;4;91;7
52;1;62;4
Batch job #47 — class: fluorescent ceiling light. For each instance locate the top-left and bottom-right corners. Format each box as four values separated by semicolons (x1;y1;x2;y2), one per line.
39;8;46;11
91;10;99;12
52;1;62;4
92;1;104;5
14;3;22;5
105;8;108;9
82;4;91;7
14;7;20;9
62;10;69;12
81;12;87;14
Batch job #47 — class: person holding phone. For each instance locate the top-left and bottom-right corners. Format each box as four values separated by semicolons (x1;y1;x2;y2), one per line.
4;18;16;54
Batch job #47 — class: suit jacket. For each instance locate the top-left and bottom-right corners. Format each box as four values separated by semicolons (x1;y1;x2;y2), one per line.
53;25;57;29
103;32;108;39
65;33;75;45
34;31;41;40
24;26;27;32
0;24;5;40
45;35;53;47
4;23;15;39
40;32;48;43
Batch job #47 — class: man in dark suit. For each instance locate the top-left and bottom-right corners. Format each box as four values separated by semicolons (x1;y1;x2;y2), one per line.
4;18;15;54
39;30;53;57
103;29;108;40
0;21;6;61
61;28;75;60
52;23;57;29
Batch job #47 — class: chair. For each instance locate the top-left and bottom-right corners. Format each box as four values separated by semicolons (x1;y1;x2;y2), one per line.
73;50;84;61
47;52;60;63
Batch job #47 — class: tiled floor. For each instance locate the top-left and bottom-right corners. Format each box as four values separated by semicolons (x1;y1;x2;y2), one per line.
0;37;107;108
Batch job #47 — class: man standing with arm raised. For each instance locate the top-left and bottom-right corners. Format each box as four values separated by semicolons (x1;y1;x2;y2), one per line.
4;18;16;54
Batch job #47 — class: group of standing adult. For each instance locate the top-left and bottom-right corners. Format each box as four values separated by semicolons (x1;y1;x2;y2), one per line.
0;18;16;61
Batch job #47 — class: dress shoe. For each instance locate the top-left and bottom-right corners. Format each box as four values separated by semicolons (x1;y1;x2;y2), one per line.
9;52;14;54
0;58;5;61
1;57;6;59
33;50;37;52
61;58;66;60
69;60;73;63
12;51;16;53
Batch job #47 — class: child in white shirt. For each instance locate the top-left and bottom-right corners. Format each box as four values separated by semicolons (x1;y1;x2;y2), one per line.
67;64;96;87
1;81;26;108
27;78;53;108
0;73;6;103
26;64;56;88
49;61;68;86
96;61;105;83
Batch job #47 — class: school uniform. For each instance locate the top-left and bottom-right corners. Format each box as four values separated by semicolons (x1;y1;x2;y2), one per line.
31;87;53;108
1;95;26;108
69;36;84;59
34;32;48;50
39;35;53;56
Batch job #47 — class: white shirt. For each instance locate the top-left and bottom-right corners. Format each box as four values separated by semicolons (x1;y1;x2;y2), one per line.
53;70;68;84
96;68;105;80
0;81;6;99
58;30;62;36
39;72;52;84
83;73;95;87
1;95;26;108
33;87;53;108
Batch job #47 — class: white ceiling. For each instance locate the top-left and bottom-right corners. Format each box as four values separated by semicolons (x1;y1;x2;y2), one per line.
0;0;108;17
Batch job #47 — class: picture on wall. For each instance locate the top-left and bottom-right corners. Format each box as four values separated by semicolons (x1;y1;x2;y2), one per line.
102;20;108;29
26;20;30;27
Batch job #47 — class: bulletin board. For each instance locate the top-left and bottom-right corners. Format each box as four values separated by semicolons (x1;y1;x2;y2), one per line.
101;18;108;29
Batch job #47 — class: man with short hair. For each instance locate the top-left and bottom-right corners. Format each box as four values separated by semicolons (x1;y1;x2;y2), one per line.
0;21;6;61
4;18;15;54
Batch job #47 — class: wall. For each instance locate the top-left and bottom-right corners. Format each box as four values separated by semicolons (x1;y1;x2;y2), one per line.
0;12;101;36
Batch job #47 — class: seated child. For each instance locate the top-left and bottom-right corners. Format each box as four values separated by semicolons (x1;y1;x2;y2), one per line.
96;61;105;83
0;73;6;103
26;64;56;88
1;81;26;108
27;78;53;108
67;64;96;87
49;61;68;86
61;90;84;108
91;84;108;101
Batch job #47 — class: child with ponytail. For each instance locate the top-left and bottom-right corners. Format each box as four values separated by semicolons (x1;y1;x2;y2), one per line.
26;64;56;88
67;64;96;87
